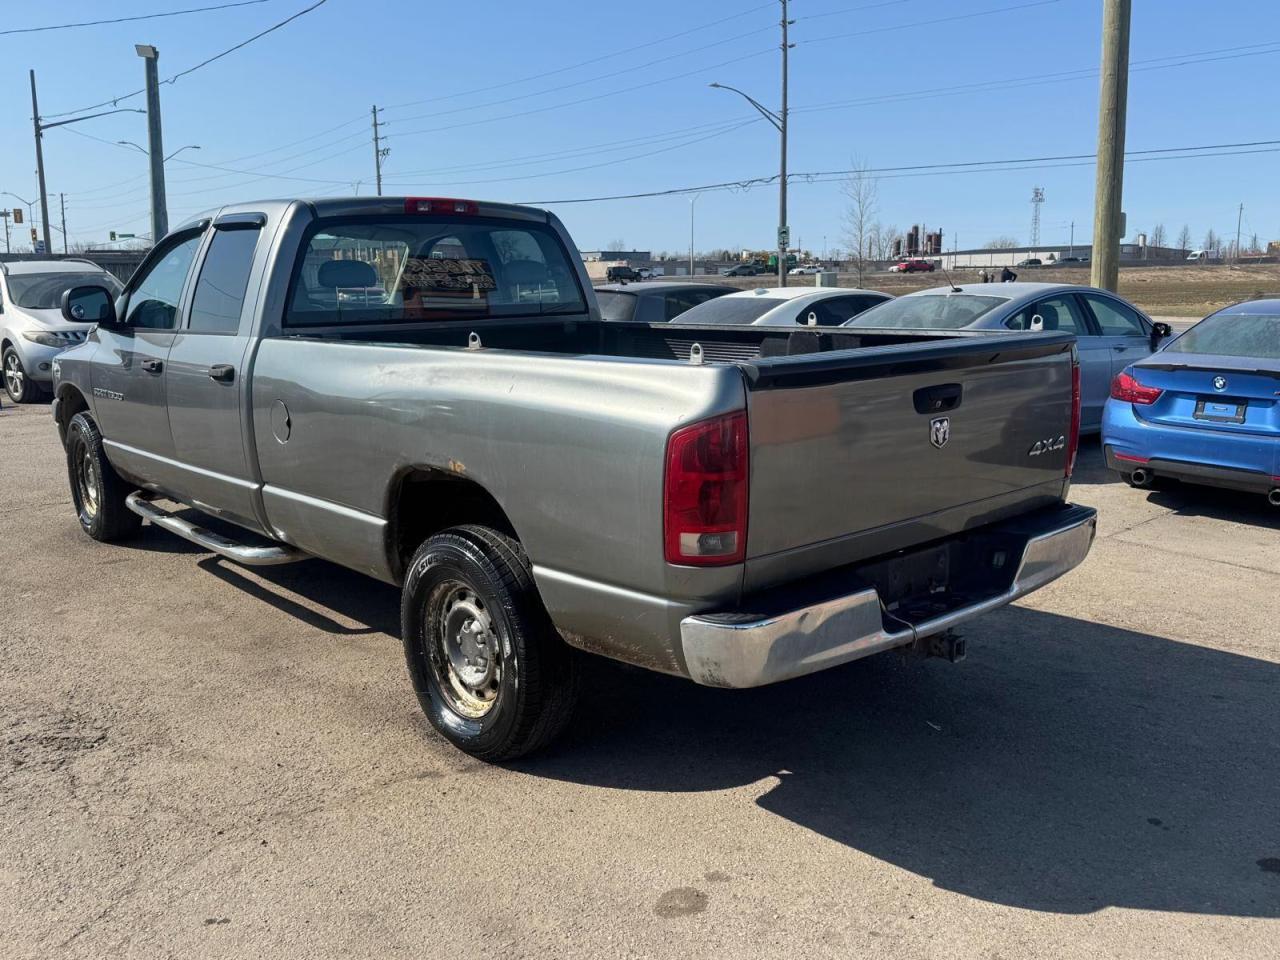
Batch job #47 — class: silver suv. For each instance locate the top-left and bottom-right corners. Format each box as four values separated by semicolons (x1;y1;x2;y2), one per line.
1;259;122;402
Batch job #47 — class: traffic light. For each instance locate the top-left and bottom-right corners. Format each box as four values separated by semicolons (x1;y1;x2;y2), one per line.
109;231;117;241
30;228;38;245
12;207;22;224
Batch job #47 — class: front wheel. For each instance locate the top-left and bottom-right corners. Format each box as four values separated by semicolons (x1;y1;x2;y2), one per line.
3;346;42;403
401;525;579;761
65;411;141;542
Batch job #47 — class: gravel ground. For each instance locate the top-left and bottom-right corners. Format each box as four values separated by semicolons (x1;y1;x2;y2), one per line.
1;399;1277;959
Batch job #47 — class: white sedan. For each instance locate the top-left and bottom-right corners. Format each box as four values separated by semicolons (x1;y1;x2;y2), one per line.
788;265;823;275
669;286;892;327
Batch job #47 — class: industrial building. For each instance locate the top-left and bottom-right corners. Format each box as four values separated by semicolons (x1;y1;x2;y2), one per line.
935;240;1190;270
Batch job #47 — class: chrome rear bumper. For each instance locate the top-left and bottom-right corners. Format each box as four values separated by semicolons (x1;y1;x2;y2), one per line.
680;504;1096;688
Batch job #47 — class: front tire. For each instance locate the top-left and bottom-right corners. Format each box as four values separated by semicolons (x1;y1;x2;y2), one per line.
3;346;42;403
65;411;141;542
401;525;579;761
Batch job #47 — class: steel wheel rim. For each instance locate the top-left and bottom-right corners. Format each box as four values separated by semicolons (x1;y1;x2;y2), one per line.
427;580;501;719
4;353;21;397
76;446;100;518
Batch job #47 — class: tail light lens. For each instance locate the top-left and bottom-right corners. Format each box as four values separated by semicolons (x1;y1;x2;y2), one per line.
1110;370;1162;404
664;411;748;566
1065;357;1081;478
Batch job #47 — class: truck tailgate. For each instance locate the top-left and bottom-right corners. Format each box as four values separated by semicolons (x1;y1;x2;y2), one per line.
741;334;1076;590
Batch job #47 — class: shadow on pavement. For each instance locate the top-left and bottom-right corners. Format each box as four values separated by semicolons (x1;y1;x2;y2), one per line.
1145;482;1280;529
524;606;1280;917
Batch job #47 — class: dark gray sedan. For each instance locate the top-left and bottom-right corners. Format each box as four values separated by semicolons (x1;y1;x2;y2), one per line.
844;282;1172;430
593;281;737;323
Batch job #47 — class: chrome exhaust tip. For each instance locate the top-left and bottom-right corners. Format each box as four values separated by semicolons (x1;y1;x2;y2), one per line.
1130;468;1152;487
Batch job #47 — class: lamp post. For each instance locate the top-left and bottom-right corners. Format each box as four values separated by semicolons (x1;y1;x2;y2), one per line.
689;193;702;278
118;141;201;163
3;192;36;251
709;79;788;287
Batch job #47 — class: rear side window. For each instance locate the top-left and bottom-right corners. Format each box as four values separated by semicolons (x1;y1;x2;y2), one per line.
595;290;637;321
188;227;261;334
663;289;725;321
285;217;586;326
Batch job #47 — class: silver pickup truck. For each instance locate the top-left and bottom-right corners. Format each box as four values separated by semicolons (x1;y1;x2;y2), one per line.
51;197;1095;759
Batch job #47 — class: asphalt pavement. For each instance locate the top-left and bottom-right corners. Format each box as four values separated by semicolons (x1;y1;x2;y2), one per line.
2;399;1277;959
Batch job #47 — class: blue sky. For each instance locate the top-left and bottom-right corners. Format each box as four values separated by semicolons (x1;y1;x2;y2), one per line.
1;0;1276;254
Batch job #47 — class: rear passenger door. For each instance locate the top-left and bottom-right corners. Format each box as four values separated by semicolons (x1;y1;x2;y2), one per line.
1078;292;1153;378
1009;294;1108;429
163;213;268;532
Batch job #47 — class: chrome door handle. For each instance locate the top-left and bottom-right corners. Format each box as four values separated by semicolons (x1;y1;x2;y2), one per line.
209;364;235;383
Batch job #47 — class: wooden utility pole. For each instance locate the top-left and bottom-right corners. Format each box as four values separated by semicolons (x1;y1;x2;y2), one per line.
30;70;53;254
777;0;791;287
371;105;388;196
59;192;67;254
1090;0;1131;292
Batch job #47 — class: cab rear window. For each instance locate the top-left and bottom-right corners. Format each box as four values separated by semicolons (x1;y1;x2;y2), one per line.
285;217;586;326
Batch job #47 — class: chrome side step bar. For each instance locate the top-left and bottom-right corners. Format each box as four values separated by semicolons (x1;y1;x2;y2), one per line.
125;491;305;566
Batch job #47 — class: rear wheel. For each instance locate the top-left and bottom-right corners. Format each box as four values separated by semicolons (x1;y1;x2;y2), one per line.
401;525;579;761
65;412;141;542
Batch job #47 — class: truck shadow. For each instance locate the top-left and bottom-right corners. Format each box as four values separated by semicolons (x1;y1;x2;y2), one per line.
526;606;1280;917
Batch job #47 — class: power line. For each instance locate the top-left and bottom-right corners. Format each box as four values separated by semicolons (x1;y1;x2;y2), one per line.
43;0;329;119
805;0;1066;47
0;0;271;36
519;138;1280;204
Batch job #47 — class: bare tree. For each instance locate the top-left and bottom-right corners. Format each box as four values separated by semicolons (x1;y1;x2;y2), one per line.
1176;224;1192;252
1249;232;1259;254
841;159;878;287
1203;228;1219;254
1149;223;1166;248
604;238;627;252
983;235;1019;249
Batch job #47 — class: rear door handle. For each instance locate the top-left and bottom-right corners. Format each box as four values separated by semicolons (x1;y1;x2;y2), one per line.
913;382;963;414
141;358;163;373
209;364;235;383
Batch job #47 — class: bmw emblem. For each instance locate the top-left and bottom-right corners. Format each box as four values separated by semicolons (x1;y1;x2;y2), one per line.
1213;376;1228;392
930;416;951;449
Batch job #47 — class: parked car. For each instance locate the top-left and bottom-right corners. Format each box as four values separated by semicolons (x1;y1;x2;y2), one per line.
788;265;823;275
720;264;759;277
1056;256;1087;265
889;259;935;273
51;196;1094;760
1;259;123;403
594;281;736;322
1103;299;1280;502
1017;258;1043;267
605;265;641;282
636;267;663;280
843;283;1172;431
671;286;892;327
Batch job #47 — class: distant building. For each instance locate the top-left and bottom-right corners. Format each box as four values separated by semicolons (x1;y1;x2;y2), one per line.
579;249;651;263
936;242;1190;270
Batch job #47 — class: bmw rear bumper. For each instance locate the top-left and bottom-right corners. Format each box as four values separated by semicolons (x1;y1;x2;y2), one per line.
680;503;1096;688
1104;447;1277;493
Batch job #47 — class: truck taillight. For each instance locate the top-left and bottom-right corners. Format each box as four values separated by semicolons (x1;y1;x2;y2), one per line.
404;197;478;215
1110;370;1163;405
664;411;748;566
1066;358;1081;478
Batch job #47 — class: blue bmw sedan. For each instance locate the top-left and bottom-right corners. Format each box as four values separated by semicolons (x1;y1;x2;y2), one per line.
1102;299;1280;503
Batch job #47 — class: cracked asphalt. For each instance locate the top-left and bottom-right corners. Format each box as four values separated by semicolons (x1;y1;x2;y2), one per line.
2;396;1277;959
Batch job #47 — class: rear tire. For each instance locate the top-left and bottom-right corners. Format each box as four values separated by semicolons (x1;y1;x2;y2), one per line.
65;412;141;542
401;525;579;761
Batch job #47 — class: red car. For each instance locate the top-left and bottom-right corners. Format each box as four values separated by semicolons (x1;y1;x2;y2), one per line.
890;258;936;273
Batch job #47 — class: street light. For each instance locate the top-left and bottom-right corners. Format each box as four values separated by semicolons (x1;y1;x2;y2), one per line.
710;78;789;287
3;192;37;251
689;193;702;279
117;141;200;163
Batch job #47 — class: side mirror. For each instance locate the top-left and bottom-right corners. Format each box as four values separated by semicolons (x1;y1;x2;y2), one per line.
62;285;119;327
1151;321;1172;350
1029;314;1045;332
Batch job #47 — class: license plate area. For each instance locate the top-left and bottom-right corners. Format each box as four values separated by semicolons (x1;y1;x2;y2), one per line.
1194;397;1246;423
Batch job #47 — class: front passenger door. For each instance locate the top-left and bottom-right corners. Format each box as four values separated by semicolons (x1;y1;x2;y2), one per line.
91;230;204;489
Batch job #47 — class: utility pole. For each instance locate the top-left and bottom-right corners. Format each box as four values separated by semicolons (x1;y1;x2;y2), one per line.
136;45;168;242
29;70;52;254
1069;220;1075;258
59;192;67;254
778;0;791;287
689;193;701;278
1235;202;1243;263
1090;0;1131;292
0;210;10;254
371;105;388;196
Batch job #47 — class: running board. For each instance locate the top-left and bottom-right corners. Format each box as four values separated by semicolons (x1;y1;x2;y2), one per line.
125;491;306;566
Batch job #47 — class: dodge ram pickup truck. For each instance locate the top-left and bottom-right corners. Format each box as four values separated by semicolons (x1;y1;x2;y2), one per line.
51;197;1096;760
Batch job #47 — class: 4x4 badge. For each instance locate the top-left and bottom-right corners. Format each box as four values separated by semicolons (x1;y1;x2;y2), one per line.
930;417;950;449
